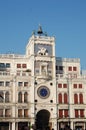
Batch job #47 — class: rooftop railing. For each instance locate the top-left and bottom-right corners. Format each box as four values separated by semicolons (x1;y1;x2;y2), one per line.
56;57;80;62
0;54;25;58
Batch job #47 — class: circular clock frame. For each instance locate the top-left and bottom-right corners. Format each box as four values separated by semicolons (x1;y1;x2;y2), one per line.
37;86;50;99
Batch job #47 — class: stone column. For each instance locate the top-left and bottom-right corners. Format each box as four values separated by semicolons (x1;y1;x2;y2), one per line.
9;122;11;130
12;122;15;130
15;122;18;130
70;121;73;130
22;92;24;103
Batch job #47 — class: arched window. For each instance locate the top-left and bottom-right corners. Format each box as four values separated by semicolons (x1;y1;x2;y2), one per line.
18;92;22;103
79;93;83;104
58;93;62;103
5;91;9;102
0;91;4;102
24;92;28;103
64;93;68;104
74;94;78;104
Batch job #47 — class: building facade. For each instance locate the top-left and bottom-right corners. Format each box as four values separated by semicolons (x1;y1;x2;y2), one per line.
0;26;86;130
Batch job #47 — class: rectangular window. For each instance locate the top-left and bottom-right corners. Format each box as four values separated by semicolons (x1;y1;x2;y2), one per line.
24;82;28;87
0;81;4;86
68;66;72;71
63;84;67;88
17;71;21;76
79;84;82;88
73;66;77;71
73;84;77;88
17;64;21;68
0;63;5;68
75;109;79;117
58;83;62;88
59;109;63;118
74;74;77;78
64;109;68;117
24;109;28;117
18;82;23;87
5;81;10;87
22;72;26;76
0;109;3;117
80;109;84;117
5;109;11;117
22;64;27;68
18;109;22;117
6;63;10;68
59;66;63;71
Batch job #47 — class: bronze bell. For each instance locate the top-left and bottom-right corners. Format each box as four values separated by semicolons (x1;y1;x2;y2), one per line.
37;25;43;34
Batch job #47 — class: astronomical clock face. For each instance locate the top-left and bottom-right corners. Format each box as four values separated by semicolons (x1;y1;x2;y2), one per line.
37;86;50;99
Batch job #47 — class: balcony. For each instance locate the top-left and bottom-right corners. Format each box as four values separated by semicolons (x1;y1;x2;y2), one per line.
36;72;52;80
0;71;10;76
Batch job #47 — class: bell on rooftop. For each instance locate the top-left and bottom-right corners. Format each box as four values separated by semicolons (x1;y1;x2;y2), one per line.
37;25;43;34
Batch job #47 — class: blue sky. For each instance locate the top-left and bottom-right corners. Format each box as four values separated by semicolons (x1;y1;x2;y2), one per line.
0;0;86;69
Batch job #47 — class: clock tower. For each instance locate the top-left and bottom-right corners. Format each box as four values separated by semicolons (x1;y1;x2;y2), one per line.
26;26;57;130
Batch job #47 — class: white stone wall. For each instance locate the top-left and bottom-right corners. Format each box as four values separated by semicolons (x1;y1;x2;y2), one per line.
0;34;86;130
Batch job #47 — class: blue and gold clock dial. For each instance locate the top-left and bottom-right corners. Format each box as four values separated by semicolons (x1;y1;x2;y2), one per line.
37;86;50;99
